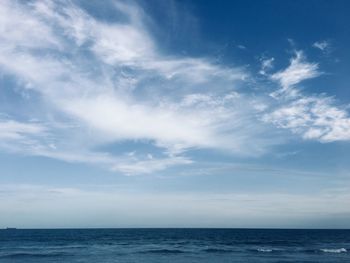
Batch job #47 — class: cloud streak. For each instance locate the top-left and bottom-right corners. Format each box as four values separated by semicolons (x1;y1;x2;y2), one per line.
1;184;350;228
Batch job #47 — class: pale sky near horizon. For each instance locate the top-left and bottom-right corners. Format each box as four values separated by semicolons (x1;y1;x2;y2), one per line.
0;0;350;228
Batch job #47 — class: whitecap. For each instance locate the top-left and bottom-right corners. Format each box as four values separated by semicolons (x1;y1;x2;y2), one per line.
257;248;273;252
320;248;347;253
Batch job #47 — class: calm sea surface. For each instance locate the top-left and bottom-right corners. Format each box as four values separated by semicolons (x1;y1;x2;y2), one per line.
0;229;349;262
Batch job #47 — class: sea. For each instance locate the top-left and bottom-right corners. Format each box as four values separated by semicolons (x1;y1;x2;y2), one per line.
0;228;349;262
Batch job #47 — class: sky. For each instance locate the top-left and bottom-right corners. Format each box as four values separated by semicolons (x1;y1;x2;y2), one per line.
0;0;350;228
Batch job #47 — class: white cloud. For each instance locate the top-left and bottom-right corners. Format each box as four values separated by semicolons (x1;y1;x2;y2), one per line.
0;120;45;140
0;119;52;156
0;0;349;175
112;156;192;175
0;0;61;50
259;57;274;75
313;40;331;53
0;0;272;174
265;52;350;142
270;51;320;97
264;96;350;142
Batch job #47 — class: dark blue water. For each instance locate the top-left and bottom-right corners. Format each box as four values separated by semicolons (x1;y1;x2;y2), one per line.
0;229;349;262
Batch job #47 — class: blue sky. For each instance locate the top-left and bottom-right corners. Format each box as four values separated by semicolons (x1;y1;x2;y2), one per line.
0;0;350;228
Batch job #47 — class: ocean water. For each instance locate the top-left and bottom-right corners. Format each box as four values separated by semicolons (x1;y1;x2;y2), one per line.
0;229;349;262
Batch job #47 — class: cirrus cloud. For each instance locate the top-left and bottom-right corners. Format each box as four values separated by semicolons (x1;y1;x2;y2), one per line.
0;0;349;176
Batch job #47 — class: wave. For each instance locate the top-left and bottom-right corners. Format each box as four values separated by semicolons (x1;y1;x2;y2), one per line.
320;248;347;253
244;241;297;246
243;248;283;254
0;252;70;259
202;248;232;253
139;249;187;254
257;248;273;253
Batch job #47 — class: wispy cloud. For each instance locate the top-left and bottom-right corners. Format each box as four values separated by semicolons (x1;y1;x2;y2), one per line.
0;118;50;155
259;57;274;76
0;120;46;140
0;0;349;175
312;40;331;53
264;96;350;142
270;51;320;97
265;51;350;142
0;0;271;174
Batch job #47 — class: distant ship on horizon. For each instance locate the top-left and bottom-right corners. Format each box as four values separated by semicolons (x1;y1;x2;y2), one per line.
5;227;17;230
